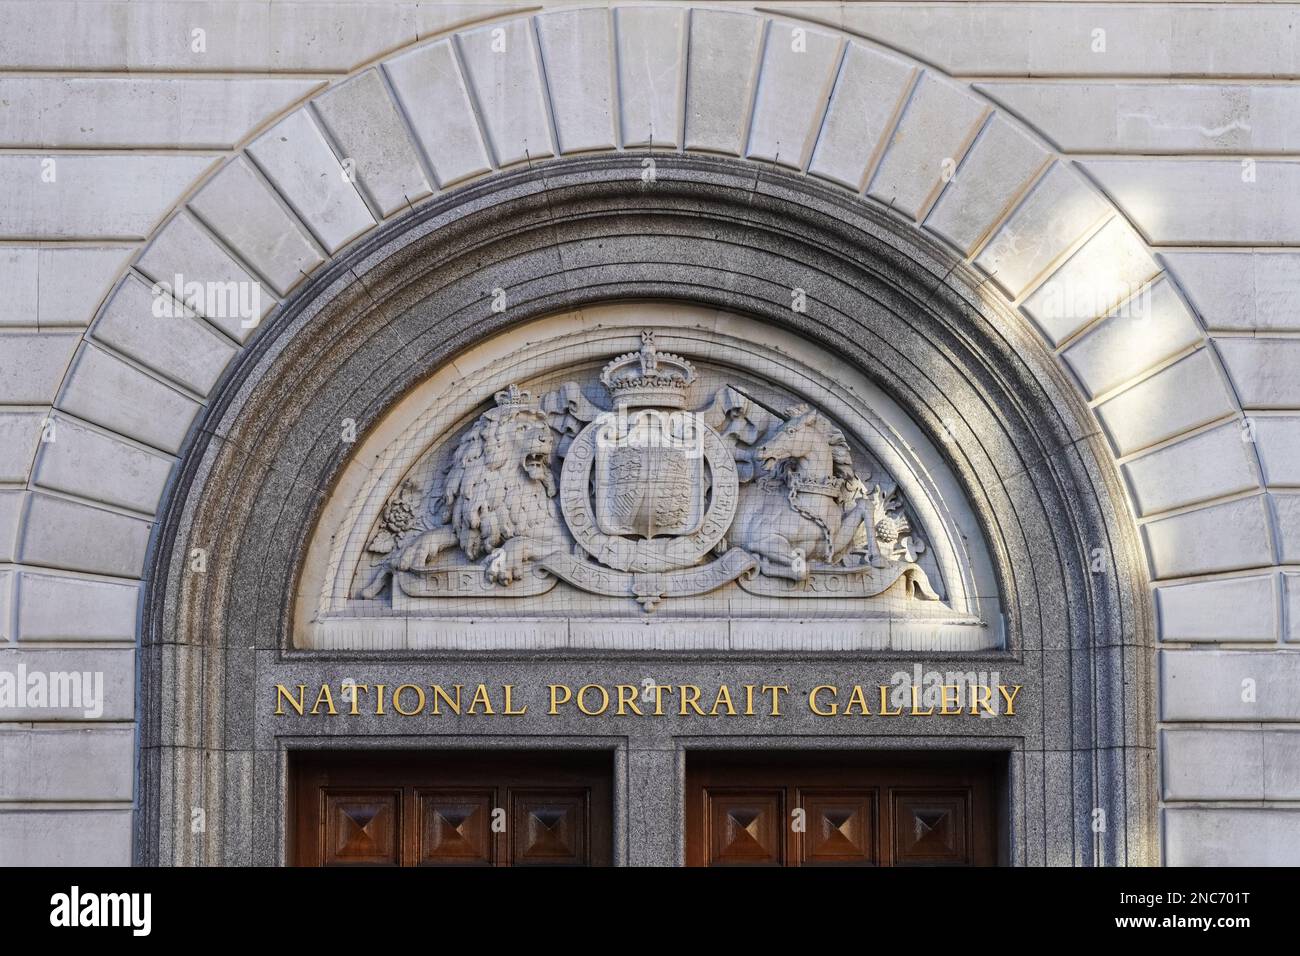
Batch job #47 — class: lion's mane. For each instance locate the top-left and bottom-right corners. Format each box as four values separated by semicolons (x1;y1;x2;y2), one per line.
439;406;558;559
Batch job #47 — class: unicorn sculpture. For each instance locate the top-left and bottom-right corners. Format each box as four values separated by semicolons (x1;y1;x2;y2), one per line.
729;404;882;581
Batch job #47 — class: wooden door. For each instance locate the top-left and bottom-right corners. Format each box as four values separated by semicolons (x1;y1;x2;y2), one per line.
685;751;1000;866
291;750;613;866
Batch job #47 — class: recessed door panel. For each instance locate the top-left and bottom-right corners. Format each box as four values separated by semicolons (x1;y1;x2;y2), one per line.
417;789;496;866
893;791;971;866
322;789;401;866
511;789;589;866
708;790;784;866
799;789;879;866
686;751;999;867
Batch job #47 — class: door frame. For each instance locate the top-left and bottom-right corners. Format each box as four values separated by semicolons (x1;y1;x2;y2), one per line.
277;736;628;867
675;737;1015;867
683;747;1004;866
275;735;1014;867
290;747;616;866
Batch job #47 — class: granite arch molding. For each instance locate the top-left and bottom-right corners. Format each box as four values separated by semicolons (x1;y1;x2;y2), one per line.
138;155;1155;866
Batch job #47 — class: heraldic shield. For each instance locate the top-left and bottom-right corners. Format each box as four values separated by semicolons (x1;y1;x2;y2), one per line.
593;410;706;539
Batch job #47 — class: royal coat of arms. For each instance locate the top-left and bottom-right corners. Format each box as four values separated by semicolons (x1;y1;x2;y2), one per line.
359;331;942;611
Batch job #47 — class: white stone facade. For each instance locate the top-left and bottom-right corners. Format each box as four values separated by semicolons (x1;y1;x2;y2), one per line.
0;0;1297;865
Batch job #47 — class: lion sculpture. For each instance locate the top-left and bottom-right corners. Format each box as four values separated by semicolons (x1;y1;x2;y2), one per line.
358;388;567;596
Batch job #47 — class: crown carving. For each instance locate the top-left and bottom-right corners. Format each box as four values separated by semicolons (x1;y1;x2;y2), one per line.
600;332;697;408
493;384;537;408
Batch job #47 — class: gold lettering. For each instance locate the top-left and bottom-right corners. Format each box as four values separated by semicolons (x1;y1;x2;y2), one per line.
844;684;871;716
680;684;705;716
577;683;609;716
910;686;934;715
879;685;902;716
347;684;369;716
548;684;572;715
710;685;737;717
939;685;962;715
503;684;526;715
430;685;462;716
615;684;643;716
762;685;789;716
651;685;674;715
274;684;305;716
393;683;425;716
998;684;1023;716
310;684;337;716
809;685;838;716
374;683;386;715
744;684;756;716
969;685;995;716
467;683;495;715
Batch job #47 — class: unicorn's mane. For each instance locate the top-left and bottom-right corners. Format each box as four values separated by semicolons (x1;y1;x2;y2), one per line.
783;405;856;481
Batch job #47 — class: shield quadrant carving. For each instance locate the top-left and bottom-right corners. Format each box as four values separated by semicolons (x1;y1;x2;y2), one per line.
594;411;705;539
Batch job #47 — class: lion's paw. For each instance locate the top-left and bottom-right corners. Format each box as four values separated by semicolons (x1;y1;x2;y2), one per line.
484;546;526;586
485;549;509;585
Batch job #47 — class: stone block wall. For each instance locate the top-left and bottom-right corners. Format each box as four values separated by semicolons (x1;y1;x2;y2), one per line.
0;0;1297;865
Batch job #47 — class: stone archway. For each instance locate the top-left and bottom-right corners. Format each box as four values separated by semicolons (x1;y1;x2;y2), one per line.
137;155;1155;865
7;4;1258;866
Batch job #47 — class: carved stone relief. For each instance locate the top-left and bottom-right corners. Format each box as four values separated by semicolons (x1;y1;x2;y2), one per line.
357;333;944;612
301;312;1002;651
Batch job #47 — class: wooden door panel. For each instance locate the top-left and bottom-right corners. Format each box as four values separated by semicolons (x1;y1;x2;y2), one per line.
893;790;970;866
417;789;496;866
687;752;999;867
510;789;589;866
292;751;611;867
706;790;784;866
322;789;401;866
798;789;878;866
